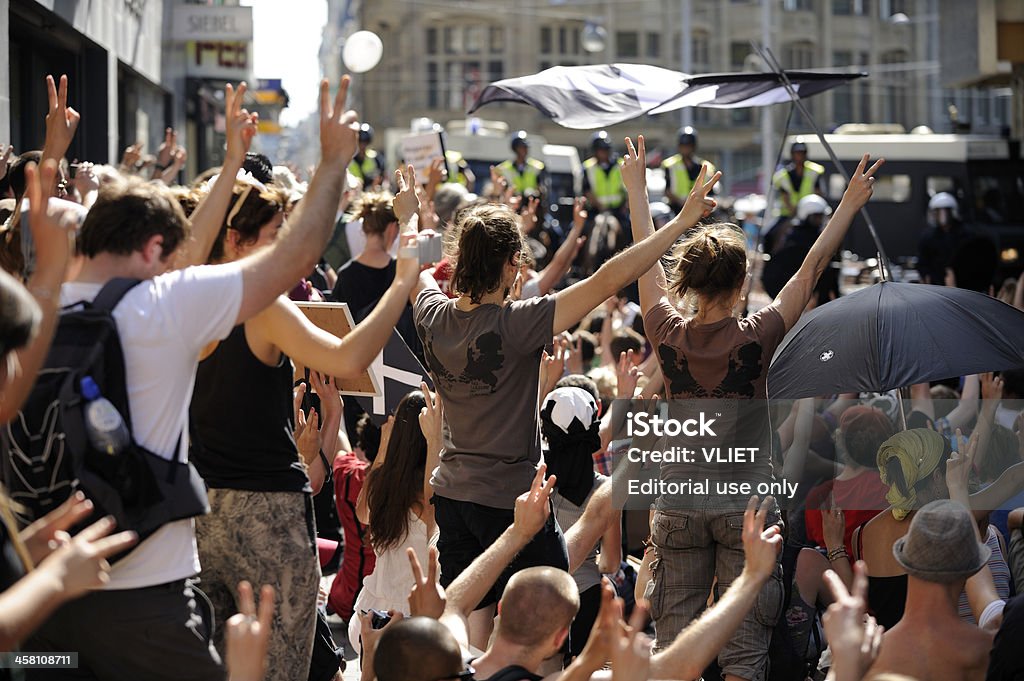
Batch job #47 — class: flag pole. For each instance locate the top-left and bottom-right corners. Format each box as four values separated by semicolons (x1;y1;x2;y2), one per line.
751;43;892;283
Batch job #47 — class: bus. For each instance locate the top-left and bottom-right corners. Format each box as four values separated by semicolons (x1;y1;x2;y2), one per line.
788;127;1024;278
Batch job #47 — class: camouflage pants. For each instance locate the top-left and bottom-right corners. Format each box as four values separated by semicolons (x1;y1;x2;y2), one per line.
196;488;320;681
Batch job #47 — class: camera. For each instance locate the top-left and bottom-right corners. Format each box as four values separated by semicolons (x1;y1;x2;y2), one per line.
362;608;392;630
417;230;442;266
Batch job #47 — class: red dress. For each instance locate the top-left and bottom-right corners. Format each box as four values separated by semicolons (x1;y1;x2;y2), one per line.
804;469;889;557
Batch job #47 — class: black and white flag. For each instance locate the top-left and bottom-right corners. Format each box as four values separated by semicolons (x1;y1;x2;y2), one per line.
467;63;864;129
354;331;434;426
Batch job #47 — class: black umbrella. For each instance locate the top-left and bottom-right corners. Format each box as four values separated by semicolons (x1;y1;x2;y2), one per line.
767;282;1024;399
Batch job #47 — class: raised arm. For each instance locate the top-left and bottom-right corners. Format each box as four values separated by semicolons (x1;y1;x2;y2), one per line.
248;166;421;377
552;158;719;335
0;161;73;424
234;77;358;324
649;496;782;680
417;383;443;535
529;199;586;296
622;135;672;316
174;83;258;269
771;154;883;331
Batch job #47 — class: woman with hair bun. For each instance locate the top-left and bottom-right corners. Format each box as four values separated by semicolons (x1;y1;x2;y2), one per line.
621;134;884;677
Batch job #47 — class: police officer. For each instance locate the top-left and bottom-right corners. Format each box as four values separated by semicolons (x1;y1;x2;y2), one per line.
582;131;626;222
661;126;716;214
761;194;839;306
444;148;475;189
349;123;385;188
497;130;547;196
918;192;974;285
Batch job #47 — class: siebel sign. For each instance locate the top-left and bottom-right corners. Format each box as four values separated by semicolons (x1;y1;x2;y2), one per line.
171;5;253;42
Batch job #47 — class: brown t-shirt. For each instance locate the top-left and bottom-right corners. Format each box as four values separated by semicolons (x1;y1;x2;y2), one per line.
643;300;786;399
414;288;555;509
643;301;786;507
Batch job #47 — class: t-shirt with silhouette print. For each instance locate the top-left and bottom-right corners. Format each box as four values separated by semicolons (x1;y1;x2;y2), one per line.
644;299;786;400
643;299;785;507
414;288;555;509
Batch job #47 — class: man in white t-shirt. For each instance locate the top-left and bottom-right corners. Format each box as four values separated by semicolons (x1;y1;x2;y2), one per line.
24;78;362;681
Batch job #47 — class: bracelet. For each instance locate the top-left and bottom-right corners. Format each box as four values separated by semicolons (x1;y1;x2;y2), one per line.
827;547;849;562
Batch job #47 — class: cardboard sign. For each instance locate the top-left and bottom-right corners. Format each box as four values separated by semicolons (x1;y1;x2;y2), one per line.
400;131;445;177
292;302;381;397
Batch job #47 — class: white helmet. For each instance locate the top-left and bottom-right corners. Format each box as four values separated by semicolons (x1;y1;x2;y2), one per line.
796;194;832;222
928;192;958;211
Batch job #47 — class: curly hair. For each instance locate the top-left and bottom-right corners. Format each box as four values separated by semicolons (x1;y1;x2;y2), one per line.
448;203;524;304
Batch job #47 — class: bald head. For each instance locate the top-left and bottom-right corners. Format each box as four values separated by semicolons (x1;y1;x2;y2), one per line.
374;617;464;681
497;567;580;648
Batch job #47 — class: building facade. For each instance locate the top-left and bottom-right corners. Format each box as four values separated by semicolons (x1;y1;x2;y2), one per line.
348;0;1014;194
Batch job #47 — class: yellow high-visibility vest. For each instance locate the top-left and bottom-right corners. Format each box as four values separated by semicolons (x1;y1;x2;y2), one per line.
583;157;625;209
772;161;825;217
662;154;716;198
497;158;545;193
444;150;469;187
348;149;381;183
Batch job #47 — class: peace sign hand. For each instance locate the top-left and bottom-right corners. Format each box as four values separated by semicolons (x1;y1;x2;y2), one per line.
225;84;259;167
679;162;721;226
622;136;648;196
43;75;80;160
318;76;359;165
842;153;885;211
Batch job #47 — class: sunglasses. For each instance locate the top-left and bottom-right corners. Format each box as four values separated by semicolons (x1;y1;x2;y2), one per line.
434;666;475;681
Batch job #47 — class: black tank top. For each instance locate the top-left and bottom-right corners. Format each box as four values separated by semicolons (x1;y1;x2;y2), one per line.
190;324;310;493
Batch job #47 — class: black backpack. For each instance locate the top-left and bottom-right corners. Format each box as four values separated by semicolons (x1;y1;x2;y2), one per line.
2;278;209;555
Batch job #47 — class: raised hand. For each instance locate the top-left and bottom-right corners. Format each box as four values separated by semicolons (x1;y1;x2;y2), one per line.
417;383;444;453
615;349;643;399
394;164;422;226
981;371;1004;403
520;196;541;235
72;162;99;199
944;427;975;502
821;496;846;552
318;76;359;165
742;495;782;581
541;336;570;396
295;403;320;466
155;128;177;170
513;463;556;541
407;546;446;619
120;142;143;172
611;605;652;681
225;84;259;168
225;581;275;681
19;491;93;564
679;163;721;226
822;561;883;681
43;75;80;160
841;153;885;211
572;196;588;231
24;160;75;276
508;271;524;302
39;516;137;597
622;136;648;196
310;371;341;426
427;157;447;187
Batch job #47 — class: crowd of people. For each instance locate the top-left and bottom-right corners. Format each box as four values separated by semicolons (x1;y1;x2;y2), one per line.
0;70;1021;681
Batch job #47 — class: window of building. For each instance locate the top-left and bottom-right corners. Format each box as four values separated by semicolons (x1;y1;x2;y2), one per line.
427;23;506;111
559;26;568;54
616;31;639;58
692;31;710;70
490;26;504;54
540;26;552;54
881;49;909;126
465;25;483;54
783;0;814;10
646;32;661;59
784;41;815;69
833;0;869;15
730;41;750;69
879;0;908;17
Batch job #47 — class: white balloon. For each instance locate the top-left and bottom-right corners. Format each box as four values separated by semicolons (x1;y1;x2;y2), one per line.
343;31;384;74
